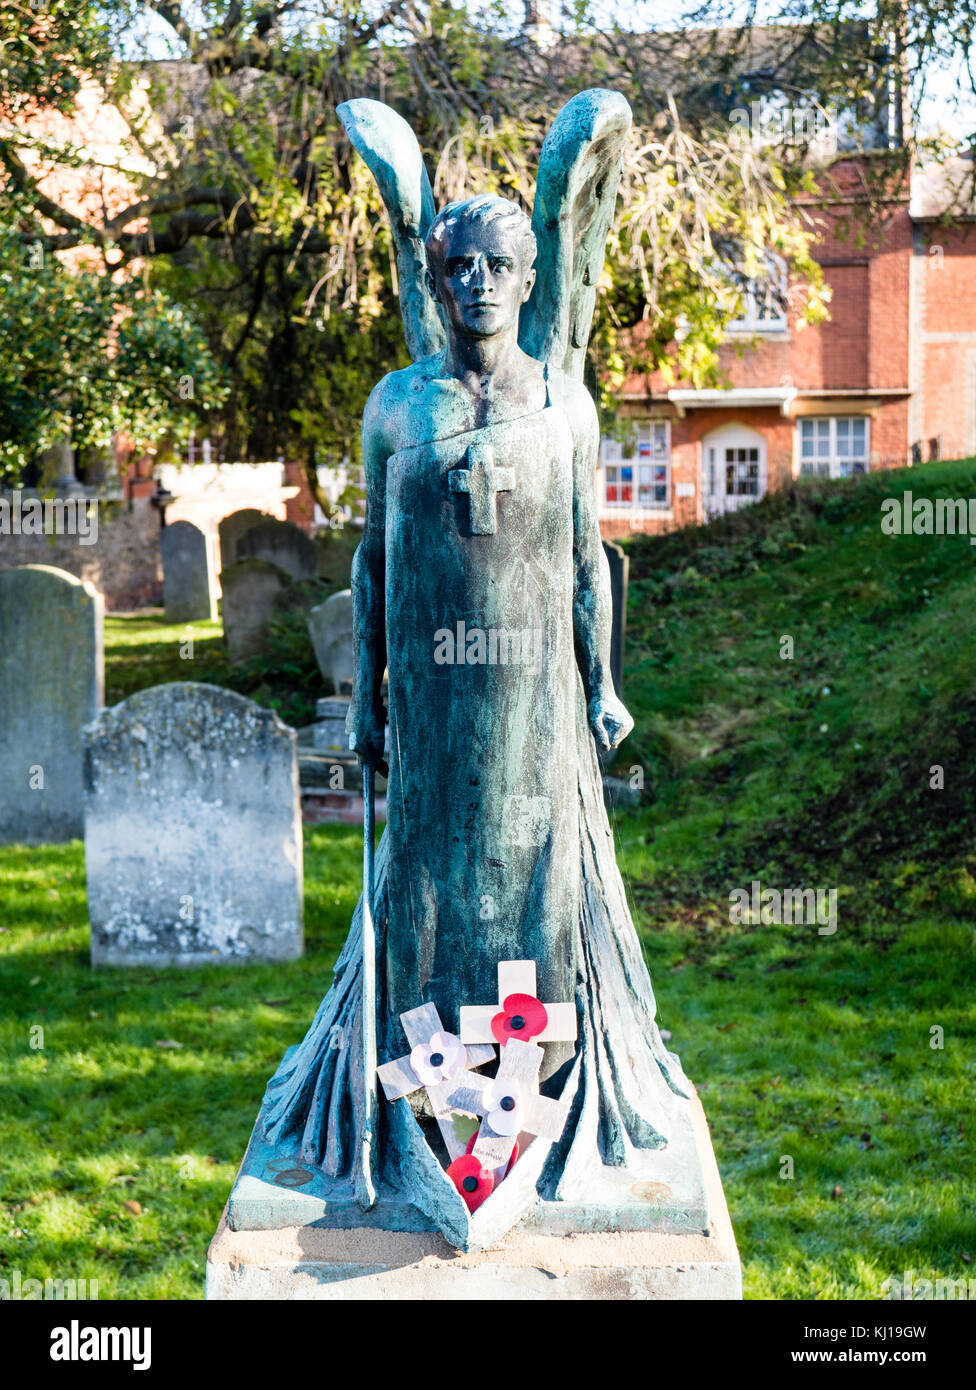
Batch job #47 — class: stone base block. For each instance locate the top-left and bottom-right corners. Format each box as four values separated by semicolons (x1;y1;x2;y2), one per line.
206;1091;741;1300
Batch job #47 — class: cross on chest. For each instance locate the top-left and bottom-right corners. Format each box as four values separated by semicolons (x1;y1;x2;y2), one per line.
448;443;515;536
459;960;577;1049
447;1037;570;1180
376;1002;496;1161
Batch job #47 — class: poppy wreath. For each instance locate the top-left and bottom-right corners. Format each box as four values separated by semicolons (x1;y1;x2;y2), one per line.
491;992;548;1046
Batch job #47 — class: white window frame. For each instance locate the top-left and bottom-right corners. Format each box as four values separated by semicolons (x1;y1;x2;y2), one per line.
601;421;671;511
797;416;870;478
727;251;789;334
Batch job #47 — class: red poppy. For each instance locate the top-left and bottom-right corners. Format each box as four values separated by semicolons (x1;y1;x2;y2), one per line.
491;992;548;1046
447;1154;494;1212
465;1132;519;1177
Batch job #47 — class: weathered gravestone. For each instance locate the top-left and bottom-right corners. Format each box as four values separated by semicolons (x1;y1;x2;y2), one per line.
236;517;318;583
220;558;292;662
218;509;266;571
307;589;354;695
161;520;218;622
84;683;303;966
602;539;629;701
0;565;103;843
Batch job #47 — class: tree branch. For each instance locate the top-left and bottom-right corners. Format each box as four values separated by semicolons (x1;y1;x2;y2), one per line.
0;140;90;237
227;253;269;364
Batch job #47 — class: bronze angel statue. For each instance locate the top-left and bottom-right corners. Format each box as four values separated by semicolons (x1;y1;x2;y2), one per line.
261;89;698;1250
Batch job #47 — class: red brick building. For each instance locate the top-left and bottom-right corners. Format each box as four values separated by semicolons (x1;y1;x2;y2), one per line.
598;156;976;539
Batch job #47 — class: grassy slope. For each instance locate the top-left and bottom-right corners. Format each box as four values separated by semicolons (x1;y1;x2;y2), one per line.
2;459;975;1297
613;459;976;1297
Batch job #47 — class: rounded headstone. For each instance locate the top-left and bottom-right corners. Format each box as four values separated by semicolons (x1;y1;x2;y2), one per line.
83;682;303;966
161;520;218;622
307;589;354;694
236;517;318;583
0;565;104;843
220;558;292;663
218;509;267;570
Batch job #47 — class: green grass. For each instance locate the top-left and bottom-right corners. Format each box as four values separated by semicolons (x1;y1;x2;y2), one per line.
104;613;224;698
0;828;362;1299
105;574;339;729
3;457;976;1298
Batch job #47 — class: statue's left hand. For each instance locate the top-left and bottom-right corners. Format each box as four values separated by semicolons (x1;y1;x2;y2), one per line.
588;690;634;751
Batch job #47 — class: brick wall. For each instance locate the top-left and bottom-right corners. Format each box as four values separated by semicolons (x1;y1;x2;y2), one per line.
917;222;976;460
284;461;318;531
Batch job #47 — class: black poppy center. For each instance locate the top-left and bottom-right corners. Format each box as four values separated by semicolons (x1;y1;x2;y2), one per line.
429;1052;444;1068
462;1175;479;1193
499;1095;516;1112
510;1015;526;1031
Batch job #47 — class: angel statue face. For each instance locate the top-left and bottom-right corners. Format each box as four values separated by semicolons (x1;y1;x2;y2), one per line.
424;195;537;342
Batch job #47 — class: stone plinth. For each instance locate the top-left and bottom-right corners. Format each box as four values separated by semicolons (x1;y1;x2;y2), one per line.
312;695;352;754
206;1086;740;1300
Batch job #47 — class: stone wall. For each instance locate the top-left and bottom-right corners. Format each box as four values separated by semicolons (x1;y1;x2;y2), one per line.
0;494;163;610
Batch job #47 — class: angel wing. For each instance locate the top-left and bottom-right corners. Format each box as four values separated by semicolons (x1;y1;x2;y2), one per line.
336;98;445;362
336;88;631;378
519;88;632;380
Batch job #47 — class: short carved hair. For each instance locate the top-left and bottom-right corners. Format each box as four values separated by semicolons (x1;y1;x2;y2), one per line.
425;195;537;278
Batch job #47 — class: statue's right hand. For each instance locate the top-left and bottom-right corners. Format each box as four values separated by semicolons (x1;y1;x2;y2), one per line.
346;701;387;767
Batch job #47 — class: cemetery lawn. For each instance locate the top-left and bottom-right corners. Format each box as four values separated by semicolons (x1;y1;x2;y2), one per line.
0;456;973;1299
0;827;362;1300
104;607;324;729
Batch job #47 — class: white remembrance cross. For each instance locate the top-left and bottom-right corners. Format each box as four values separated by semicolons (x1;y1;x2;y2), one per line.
458;959;577;1047
447;1037;570;1180
376;1002;495;1161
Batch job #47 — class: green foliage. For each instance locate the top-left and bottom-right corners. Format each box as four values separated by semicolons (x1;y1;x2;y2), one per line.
1;3;847;467
5;4;972;469
0;233;227;483
0;1;110;117
105;599;327;731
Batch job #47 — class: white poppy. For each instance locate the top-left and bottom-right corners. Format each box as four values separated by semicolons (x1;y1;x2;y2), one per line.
409;1030;467;1087
481;1077;524;1137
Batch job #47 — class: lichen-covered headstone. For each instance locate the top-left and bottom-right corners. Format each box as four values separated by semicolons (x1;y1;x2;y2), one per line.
236;517;318;583
220;558;292;662
84;682;303;966
161;520;218;622
307;589;354;694
218;508;266;571
0;565;103;843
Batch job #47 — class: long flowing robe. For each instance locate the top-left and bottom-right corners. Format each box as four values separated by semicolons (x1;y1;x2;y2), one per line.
263;372;691;1196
